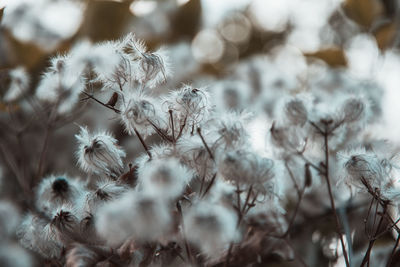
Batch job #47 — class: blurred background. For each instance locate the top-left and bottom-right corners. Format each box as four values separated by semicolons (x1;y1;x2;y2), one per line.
1;0;400;132
2;0;400;167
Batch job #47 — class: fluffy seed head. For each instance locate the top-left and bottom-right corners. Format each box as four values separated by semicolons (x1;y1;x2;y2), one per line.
120;92;164;138
138;158;192;199
218;149;275;191
284;97;308;126
165;85;211;131
84;179;128;214
75;126;126;178
341;96;369;124
95;192;171;245
184;201;239;256
211;111;251;149
35;175;86;216
338;148;394;192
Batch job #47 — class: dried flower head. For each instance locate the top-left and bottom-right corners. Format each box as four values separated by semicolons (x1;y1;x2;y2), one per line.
120;91;165;138
118;33;170;88
96;192;171;245
338;148;394;192
281;96;309;126
165;85;211;132
18;213;64;258
218;149;275;192
210;111;251;149
184;201;239;256
137;48;170;88
84;179;128;214
176;135;216;181
340;96;370;125
35;67;85;114
135;143;175;170
269;122;307;153
138;158;192;199
35;175;86;216
75;127;126;178
50;204;80;235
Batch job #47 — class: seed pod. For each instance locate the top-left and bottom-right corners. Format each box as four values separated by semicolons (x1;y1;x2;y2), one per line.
105;92;118;107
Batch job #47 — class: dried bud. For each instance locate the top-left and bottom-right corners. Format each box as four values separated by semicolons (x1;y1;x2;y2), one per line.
105;92;119;107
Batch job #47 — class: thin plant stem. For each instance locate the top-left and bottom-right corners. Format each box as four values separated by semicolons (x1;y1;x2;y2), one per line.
176;201;194;265
201;173;217;198
285;161;301;197
387;232;400;267
283;186;306;238
323;133;350;267
133;128;152;159
360;204;387;267
197;127;214;161
169;110;175;142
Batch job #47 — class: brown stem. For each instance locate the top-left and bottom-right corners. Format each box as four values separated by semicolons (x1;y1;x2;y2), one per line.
323;133;350;267
244;193;259;214
201;173;217;198
365;195;375;239
360;204;387;267
387;232;400;267
285;161;301;197
169;110;175;142
133;128;152;159
199;173;206;196
146;119;173;142
176;115;187;140
283;186;306;238
176;201;193;265
197;127;214;161
235;185;242;226
241;185;253;215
